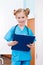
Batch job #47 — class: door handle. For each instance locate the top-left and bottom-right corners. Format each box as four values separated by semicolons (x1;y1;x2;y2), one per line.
0;58;4;65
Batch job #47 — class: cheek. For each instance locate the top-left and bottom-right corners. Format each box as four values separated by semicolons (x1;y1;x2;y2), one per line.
16;19;21;23
18;19;20;22
23;18;27;21
16;18;20;21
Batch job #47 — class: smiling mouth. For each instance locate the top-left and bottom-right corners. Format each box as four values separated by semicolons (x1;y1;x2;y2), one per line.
20;21;25;22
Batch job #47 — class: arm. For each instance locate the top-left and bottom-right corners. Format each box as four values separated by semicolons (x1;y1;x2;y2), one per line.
7;41;18;46
26;43;35;48
4;26;18;46
26;28;35;48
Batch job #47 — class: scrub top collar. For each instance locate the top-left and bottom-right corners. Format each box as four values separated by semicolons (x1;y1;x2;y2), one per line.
17;25;26;31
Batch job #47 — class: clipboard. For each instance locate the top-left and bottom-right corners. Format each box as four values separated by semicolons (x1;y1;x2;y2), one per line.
12;34;35;45
12;34;35;51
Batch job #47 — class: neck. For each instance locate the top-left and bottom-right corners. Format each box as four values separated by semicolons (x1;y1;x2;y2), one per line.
18;23;25;29
18;23;25;27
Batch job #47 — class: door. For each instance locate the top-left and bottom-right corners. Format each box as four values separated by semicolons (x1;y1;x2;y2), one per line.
27;18;35;65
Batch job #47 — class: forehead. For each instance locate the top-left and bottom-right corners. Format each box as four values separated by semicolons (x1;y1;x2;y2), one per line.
16;11;26;17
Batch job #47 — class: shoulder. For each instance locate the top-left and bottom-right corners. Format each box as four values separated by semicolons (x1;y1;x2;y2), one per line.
4;26;15;41
8;26;16;33
27;28;32;32
8;25;18;33
26;26;34;36
10;26;15;31
25;26;32;32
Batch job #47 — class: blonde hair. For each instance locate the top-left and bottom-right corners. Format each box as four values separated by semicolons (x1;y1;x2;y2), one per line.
13;8;30;17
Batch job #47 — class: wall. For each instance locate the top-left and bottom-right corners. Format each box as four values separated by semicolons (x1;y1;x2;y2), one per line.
35;0;43;65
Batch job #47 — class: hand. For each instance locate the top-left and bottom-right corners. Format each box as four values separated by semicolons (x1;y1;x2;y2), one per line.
8;41;18;46
26;43;34;48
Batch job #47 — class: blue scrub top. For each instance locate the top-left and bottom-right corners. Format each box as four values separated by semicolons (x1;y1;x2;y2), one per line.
4;25;34;61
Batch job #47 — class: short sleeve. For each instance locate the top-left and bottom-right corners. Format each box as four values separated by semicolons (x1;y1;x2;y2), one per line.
28;28;36;42
4;26;15;41
29;28;34;36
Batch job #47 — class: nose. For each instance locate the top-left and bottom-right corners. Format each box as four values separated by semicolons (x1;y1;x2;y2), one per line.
19;19;24;22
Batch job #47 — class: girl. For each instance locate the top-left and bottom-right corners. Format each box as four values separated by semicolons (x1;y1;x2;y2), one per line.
4;8;35;65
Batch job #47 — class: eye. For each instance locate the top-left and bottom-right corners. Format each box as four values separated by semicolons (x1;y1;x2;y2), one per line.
22;17;24;18
18;17;20;19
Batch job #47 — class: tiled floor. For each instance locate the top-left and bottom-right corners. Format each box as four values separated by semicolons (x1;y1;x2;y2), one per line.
0;55;11;65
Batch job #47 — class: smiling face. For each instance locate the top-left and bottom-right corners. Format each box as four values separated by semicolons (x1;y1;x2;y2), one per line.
15;11;27;26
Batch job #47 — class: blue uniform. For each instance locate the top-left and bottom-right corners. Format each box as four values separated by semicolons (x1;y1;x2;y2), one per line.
4;25;34;65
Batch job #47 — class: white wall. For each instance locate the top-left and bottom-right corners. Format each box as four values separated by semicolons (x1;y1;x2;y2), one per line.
35;0;43;65
23;0;35;18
